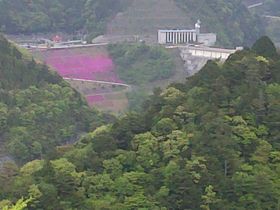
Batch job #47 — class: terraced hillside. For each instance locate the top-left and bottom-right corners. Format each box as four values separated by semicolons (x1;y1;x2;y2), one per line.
32;47;130;113
31;44;186;113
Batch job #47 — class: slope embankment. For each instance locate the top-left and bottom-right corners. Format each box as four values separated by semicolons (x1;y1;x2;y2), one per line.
32;46;130;112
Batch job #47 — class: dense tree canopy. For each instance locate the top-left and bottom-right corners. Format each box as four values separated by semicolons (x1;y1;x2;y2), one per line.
0;37;279;209
0;35;110;163
176;0;264;46
243;0;280;43
0;0;266;46
108;43;175;111
108;43;175;85
252;36;278;59
0;0;128;36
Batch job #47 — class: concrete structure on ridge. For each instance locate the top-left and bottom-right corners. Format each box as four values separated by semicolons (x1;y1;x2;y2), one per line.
158;29;198;44
158;20;216;46
179;46;240;60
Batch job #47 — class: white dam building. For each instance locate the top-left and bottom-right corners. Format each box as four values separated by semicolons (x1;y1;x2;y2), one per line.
158;20;216;46
158;29;198;44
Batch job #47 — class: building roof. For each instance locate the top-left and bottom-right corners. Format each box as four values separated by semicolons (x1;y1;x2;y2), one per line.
158;29;196;33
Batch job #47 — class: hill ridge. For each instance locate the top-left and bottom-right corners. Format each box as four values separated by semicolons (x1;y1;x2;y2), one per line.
106;0;193;42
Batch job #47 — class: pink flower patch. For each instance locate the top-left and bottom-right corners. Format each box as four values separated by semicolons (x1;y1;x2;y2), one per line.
44;49;119;82
41;49;123;106
86;95;105;104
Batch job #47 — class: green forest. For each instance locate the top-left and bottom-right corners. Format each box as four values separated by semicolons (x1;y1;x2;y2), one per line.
0;0;128;37
175;0;264;46
108;43;175;85
108;43;175;111
0;0;267;47
0;35;279;209
0;35;111;164
251;0;280;16
247;0;280;43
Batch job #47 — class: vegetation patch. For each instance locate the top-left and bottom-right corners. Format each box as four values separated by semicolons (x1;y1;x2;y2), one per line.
108;43;175;85
0;35;108;163
0;0;129;38
1;37;279;209
175;0;264;46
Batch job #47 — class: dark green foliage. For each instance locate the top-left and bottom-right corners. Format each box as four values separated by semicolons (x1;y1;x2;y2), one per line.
247;0;280;17
127;89;149;112
246;0;280;43
0;38;279;209
0;35;61;90
108;43;175;111
0;0;265;47
252;36;278;59
176;0;264;46
0;35;107;163
108;43;175;85
0;0;127;36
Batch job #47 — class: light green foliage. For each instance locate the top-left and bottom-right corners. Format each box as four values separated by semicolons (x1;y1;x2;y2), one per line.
1;198;32;210
132;132;160;170
200;185;220;210
20;160;43;176
161;130;189;161
123;192;158;210
185;156;207;184
1;37;279;209
49;158;83;205
0;35;107;163
103;158;123;179
83;173;114;196
161;87;185;105
88;125;117;153
251;140;272;164
256;56;269;64
0;103;8;133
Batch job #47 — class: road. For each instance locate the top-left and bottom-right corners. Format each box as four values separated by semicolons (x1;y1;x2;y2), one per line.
27;42;109;51
63;77;131;88
263;15;280;20
247;2;263;9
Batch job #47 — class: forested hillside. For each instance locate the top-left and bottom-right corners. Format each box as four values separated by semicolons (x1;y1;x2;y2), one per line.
108;43;175;85
263;0;280;43
244;0;280;43
0;0;264;46
246;0;280;16
175;0;263;46
1;36;279;209
0;0;128;37
0;35;109;163
108;43;176;111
